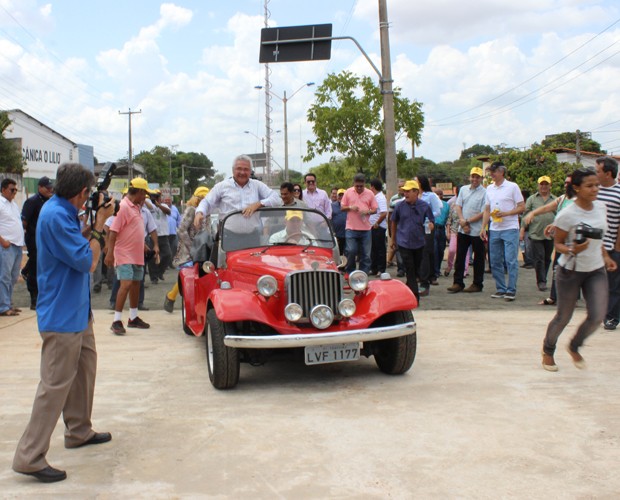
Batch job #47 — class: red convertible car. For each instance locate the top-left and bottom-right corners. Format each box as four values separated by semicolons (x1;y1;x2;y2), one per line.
178;207;417;389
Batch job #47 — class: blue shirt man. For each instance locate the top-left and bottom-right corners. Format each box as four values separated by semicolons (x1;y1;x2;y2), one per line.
13;163;115;483
390;180;434;302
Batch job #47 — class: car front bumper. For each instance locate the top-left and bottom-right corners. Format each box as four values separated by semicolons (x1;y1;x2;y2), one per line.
223;321;416;349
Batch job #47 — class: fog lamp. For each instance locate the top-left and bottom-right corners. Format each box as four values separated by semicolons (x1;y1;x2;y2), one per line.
310;305;334;329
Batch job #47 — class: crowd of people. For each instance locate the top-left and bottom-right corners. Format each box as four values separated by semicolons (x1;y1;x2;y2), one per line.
2;155;620;482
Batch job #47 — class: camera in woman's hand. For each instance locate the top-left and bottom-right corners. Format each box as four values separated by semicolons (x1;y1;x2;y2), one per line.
574;223;603;244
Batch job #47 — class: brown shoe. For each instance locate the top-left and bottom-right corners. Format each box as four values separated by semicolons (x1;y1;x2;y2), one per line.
541;351;558;372
566;346;586;369
463;284;482;293
447;284;464;293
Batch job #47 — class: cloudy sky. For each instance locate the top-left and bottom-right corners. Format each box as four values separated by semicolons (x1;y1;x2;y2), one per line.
1;0;619;176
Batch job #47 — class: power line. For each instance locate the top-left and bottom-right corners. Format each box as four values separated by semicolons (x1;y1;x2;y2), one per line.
432;17;620;124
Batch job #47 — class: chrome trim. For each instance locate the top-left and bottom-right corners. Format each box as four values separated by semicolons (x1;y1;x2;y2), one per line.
223;321;416;348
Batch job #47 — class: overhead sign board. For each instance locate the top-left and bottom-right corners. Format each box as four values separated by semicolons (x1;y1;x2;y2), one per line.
259;24;332;63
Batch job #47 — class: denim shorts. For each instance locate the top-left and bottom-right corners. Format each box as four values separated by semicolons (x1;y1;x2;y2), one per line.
115;264;144;281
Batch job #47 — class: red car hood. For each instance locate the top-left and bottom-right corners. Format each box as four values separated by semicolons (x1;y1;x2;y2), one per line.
226;248;338;281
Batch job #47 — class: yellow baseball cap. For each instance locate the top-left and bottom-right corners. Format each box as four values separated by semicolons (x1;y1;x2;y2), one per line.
470;167;484;177
285;210;303;221
337;188;346;195
402;180;420;191
129;177;155;193
537;175;552;184
194;186;210;198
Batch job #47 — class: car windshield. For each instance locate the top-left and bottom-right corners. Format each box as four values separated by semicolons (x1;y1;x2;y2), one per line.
220;207;336;252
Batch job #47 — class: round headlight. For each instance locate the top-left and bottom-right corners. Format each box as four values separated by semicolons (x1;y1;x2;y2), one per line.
257;275;278;297
309;304;334;330
338;298;356;318
348;270;369;292
285;303;303;322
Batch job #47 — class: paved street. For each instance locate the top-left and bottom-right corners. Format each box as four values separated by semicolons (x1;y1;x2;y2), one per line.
1;263;620;497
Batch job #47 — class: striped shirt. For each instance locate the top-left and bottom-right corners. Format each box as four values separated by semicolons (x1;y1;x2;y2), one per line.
598;182;620;251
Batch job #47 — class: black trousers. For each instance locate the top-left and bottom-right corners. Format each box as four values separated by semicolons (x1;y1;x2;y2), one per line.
148;235;172;282
399;245;424;302
454;232;485;288
530;238;554;285
370;226;387;273
25;244;38;305
418;230;434;287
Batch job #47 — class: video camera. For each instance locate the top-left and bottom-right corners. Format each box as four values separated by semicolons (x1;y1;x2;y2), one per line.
574;223;603;244
87;161;120;221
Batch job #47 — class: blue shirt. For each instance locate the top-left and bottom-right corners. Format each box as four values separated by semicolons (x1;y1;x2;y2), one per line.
36;195;93;333
435;200;450;226
420;191;442;218
331;201;346;238
391;198;434;250
167;204;181;235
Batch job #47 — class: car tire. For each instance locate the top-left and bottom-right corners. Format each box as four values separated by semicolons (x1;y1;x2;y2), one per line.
372;310;416;375
181;296;193;336
206;309;240;389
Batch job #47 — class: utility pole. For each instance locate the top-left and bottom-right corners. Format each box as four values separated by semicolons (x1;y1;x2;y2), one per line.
378;0;398;203
119;108;141;180
575;129;581;164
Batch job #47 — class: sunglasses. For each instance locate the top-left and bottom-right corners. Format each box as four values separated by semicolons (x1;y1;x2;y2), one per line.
306;180;316;184
293;188;301;192
8;188;18;193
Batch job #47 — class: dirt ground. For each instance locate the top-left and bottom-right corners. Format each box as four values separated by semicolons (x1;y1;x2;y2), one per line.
1;296;620;497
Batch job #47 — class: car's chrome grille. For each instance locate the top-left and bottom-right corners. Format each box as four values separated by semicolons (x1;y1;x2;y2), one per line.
287;270;343;320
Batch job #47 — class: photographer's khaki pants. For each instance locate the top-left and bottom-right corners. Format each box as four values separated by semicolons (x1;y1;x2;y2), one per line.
13;321;97;472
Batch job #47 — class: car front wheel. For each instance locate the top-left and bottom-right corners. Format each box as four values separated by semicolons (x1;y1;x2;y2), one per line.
206;309;240;389
371;310;416;375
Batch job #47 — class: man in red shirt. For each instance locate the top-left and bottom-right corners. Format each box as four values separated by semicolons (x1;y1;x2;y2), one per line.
105;178;159;335
340;173;378;274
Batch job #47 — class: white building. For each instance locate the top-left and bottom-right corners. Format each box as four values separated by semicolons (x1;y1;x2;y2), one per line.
3;109;94;194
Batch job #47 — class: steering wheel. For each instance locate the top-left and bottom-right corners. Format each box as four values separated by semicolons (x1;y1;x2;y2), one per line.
285;232;303;244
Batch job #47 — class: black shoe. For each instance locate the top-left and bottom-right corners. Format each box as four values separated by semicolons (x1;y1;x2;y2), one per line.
70;432;112;448
604;318;618;331
419;287;430;297
138;304;150;311
93;284;101;293
128;316;150;329
151;279;158;285
30;302;36;310
164;296;175;313
111;320;126;335
396;270;405;277
18;465;67;483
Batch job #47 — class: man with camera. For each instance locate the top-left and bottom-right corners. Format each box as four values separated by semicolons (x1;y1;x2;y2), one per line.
13;163;115;483
595;156;620;330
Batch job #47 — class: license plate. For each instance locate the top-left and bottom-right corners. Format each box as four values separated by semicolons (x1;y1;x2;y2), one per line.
304;343;361;365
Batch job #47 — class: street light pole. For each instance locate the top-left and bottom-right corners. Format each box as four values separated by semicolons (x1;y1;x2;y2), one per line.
255;82;314;181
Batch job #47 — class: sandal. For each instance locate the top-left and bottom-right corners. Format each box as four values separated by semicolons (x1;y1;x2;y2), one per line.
539;298;555;306
12;307;22;313
0;309;19;316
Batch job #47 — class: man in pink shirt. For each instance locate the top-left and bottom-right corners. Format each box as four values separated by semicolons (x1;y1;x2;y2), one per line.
105;178;158;335
340;173;378;274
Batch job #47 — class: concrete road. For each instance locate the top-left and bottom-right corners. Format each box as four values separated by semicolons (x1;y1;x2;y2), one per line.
1;307;620;498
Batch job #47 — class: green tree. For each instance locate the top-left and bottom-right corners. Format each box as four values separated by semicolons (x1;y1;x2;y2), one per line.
488;145;572;196
308;158;359;190
460;144;497;160
0;111;24;173
134;146;215;201
541;131;604;154
305;71;425;176
395;97;424;160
